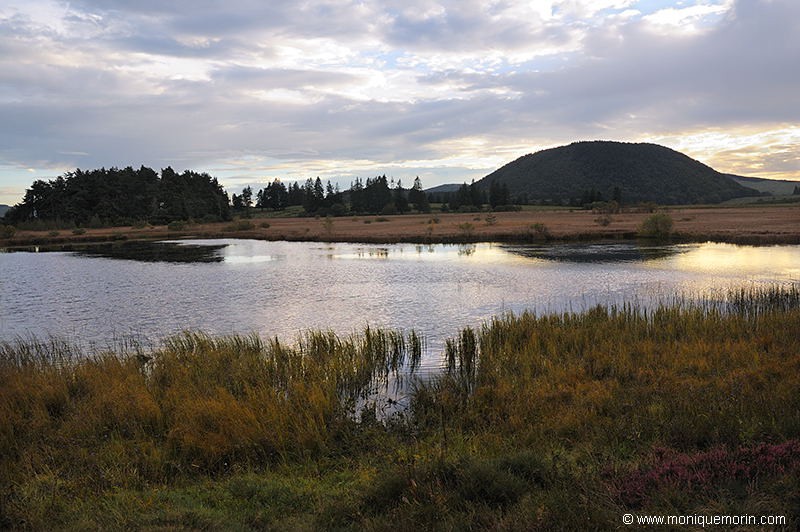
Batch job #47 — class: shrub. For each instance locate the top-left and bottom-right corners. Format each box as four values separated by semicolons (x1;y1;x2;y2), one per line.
259;222;271;229
595;214;613;226
329;203;347;217
638;213;673;238
615;440;800;507
167;221;186;231
528;222;550;240
493;204;521;212
229;220;255;231
47;230;60;237
591;200;620;214
72;228;86;235
0;225;16;239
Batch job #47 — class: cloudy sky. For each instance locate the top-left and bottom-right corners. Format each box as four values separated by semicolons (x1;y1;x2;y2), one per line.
1;0;798;205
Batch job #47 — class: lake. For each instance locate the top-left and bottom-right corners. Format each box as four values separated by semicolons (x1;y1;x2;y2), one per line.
2;239;799;366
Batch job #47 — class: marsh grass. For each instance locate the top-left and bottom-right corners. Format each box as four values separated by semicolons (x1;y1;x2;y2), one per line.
0;328;422;524
2;286;799;529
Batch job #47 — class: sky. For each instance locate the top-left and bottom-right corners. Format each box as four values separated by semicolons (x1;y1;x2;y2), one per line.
0;0;798;205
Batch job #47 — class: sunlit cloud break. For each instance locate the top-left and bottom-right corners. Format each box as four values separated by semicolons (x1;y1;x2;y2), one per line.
0;0;798;204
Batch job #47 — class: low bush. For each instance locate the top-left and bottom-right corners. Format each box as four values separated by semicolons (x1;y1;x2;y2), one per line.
228;220;255;231
638;213;673;238
528;222;550;240
457;222;474;236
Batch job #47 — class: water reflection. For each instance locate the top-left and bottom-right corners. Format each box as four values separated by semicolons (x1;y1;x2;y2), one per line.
503;242;684;263
458;244;477;257
667;243;800;278
1;239;798;359
70;241;226;263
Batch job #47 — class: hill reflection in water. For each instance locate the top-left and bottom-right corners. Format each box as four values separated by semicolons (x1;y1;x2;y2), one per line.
502;242;685;263
70;241;227;263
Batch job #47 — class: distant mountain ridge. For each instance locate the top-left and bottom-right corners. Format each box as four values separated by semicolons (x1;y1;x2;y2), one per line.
727;175;798;196
0;204;10;218
477;141;762;205
424;183;461;195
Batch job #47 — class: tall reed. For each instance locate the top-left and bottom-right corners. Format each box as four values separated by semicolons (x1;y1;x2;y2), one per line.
0;327;423;523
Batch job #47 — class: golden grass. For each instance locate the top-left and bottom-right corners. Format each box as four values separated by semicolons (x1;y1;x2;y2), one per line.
426;301;800;452
3;203;800;247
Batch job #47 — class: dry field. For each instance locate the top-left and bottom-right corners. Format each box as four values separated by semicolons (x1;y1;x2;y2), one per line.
2;203;799;247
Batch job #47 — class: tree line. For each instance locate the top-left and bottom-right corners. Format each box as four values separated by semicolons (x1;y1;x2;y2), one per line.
4;165;535;228
3;166;231;227
426;180;513;211
236;175;431;217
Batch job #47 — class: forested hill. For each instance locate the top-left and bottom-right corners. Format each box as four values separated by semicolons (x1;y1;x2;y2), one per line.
3;166;230;226
0;204;9;218
478;141;761;205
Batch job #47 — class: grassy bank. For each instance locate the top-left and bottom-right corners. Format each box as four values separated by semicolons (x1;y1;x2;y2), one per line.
2;288;799;529
2;203;800;249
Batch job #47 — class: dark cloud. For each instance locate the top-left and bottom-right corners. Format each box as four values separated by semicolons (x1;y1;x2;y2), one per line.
380;1;563;52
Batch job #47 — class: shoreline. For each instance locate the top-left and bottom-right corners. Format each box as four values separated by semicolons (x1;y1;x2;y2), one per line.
2;203;799;249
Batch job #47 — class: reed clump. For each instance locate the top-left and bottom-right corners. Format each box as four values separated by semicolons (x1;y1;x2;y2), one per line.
399;286;800;527
0;328;422;527
423;287;800;449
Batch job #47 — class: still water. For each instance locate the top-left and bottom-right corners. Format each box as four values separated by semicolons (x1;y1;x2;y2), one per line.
1;240;799;356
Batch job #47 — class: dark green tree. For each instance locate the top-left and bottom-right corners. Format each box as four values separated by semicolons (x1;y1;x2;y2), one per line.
241;186;253;208
394;179;409;213
489;181;510;208
350;178;365;213
287;182;304;206
469;180;484;208
409;176;430;212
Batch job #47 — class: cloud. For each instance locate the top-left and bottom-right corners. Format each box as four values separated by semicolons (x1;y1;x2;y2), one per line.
0;0;797;207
